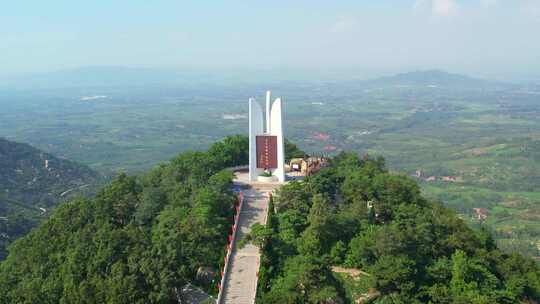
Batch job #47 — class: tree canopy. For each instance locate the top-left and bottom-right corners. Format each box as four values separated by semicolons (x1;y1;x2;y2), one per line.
0;135;249;303
256;152;540;303
1;140;538;303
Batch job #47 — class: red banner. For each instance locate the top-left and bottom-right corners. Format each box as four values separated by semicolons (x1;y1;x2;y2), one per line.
256;135;278;169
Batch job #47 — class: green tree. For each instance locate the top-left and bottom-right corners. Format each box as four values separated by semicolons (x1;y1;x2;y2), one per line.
261;256;342;304
298;195;332;257
369;255;417;296
284;139;307;161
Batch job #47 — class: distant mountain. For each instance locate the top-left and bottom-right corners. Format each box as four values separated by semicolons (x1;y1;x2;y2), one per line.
1;67;519;91
6;66;187;89
365;69;502;88
0;138;104;259
3;66;242;89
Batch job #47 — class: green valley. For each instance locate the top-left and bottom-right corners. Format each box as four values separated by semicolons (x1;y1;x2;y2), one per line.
0;138;104;259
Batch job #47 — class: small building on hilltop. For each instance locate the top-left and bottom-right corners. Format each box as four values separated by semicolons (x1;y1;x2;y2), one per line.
442;176;458;182
473;208;488;221
286;157;329;177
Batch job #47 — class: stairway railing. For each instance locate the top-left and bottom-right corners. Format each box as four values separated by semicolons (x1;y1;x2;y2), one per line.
216;191;244;304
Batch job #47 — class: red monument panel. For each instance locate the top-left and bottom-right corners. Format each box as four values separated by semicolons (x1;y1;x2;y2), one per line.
256;135;278;169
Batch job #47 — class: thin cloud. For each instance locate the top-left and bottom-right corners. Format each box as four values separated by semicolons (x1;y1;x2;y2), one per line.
521;0;540;17
480;0;498;7
433;0;459;16
414;0;459;17
329;16;357;33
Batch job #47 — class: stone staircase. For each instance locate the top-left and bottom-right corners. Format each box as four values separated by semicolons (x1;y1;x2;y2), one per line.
220;182;280;304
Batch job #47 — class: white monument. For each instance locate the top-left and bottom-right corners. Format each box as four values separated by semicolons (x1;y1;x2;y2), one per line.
249;91;285;182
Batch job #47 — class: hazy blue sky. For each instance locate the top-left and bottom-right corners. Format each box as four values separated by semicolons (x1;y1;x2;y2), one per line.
2;0;540;80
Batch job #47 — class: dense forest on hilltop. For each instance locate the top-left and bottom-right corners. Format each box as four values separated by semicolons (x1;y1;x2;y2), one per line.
0;138;103;260
1;135;538;303
253;153;540;303
0;135;251;303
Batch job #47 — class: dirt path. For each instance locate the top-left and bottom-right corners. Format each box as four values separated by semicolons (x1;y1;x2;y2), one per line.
331;266;371;279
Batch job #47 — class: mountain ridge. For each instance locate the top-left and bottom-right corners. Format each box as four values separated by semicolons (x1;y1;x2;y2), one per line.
0;137;104;259
1;66;517;90
364;69;500;87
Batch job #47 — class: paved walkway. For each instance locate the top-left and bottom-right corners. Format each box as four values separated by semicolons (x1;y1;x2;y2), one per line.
220;173;280;304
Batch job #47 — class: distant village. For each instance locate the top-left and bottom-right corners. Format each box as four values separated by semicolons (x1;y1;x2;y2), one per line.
412;169;490;222
411;169;459;183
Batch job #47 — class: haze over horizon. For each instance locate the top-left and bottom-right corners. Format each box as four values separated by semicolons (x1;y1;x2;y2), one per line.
3;0;540;81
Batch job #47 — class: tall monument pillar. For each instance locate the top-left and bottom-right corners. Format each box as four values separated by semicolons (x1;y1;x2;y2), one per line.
265;90;271;133
249;91;285;183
